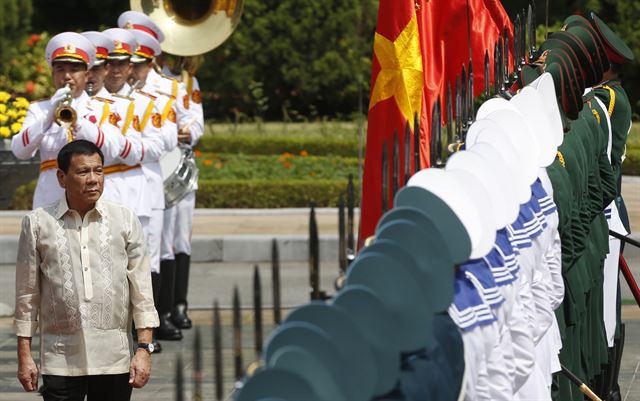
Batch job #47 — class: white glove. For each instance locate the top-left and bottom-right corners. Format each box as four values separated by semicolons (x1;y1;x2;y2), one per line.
45;86;72;130
50;86;72;109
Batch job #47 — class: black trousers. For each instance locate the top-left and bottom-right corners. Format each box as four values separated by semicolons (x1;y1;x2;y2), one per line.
41;373;132;401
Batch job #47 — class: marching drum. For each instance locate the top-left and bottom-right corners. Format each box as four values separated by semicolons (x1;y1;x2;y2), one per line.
159;146;199;207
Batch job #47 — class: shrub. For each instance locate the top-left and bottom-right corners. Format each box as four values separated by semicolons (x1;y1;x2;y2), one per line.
196;179;359;208
196;134;361;157
196;153;359;181
11;179;35;210
11;179;359;209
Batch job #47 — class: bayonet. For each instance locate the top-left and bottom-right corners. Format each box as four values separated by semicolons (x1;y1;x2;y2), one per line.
392;130;399;198
309;205;320;300
338;194;347;274
253;265;263;356
528;3;537;58
494;42;500;94
346;174;355;263
193;328;203;401
413;114;420;172
404;122;411;182
176;356;184;401
514;15;521;75
521;9;528;66
213;300;223;401
502;28;510;90
460;65;468;136
484;50;490;97
233;286;243;382
446;83;453;149
271;239;281;324
455;75;462;142
430;102;439;166
436;99;443;164
468;60;474;126
381;140;388;212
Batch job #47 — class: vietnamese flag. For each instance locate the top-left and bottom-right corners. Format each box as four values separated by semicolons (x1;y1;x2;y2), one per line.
358;0;426;249
358;0;513;248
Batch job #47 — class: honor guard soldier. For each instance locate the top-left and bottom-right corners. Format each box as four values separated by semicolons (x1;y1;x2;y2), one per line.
11;32;129;209
589;13;635;401
120;10;204;331
102;28;174;349
81;31;146;209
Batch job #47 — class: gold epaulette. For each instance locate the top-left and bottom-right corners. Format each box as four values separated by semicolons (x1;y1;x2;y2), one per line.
155;90;176;99
111;93;134;101
135;89;157;100
159;72;178;82
32;97;50;103
93;96;114;104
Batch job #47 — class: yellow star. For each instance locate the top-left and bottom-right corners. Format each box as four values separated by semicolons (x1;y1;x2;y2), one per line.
369;14;423;127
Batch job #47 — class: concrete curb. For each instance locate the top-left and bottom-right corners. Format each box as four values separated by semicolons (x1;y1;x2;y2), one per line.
0;234;340;264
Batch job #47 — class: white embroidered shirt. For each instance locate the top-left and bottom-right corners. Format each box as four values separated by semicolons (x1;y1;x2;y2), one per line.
14;197;159;376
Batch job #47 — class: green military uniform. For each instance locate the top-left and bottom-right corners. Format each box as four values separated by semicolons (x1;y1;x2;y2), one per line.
594;80;634;231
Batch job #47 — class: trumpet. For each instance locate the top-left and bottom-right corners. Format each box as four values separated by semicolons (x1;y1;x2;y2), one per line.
55;84;77;127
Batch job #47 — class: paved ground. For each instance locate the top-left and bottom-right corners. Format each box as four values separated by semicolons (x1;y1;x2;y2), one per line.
0;262;639;401
1;306;639;401
0;178;639;400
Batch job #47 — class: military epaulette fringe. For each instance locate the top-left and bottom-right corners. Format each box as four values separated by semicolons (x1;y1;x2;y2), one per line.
135;89;157;100
155;90;176;99
159;73;178;83
32;97;50;103
92;96;114;104
556;151;566;168
111;93;134;101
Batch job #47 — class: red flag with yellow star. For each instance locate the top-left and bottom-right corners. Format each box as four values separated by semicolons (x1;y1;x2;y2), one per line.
358;0;425;248
358;0;513;248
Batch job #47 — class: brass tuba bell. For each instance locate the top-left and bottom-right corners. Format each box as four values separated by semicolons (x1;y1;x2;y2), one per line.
55;84;77;127
129;0;244;56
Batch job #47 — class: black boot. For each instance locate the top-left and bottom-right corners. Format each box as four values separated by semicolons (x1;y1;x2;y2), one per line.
172;253;193;329
150;272;163;351
157;260;182;341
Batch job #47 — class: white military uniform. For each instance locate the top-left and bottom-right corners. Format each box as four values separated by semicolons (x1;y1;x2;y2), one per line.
154;67;204;260
82;30;148;217
116;83;170;274
12;92;128;209
92;86;150;219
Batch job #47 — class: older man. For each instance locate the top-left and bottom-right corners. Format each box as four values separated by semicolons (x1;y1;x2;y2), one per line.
15;140;159;401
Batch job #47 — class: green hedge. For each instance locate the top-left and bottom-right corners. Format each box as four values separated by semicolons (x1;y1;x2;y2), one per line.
11;179;359;209
11;179;35;210
196;179;359;208
196;134;361;157
197;153;359;181
622;147;640;176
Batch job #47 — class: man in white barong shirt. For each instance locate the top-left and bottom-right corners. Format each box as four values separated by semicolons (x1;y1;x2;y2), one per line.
15;140;159;401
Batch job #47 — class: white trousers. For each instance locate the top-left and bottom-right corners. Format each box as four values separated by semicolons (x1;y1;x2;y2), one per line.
161;191;196;260
141;209;163;274
603;237;621;347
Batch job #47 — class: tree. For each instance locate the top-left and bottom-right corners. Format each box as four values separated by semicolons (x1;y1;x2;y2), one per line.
0;0;33;73
199;0;378;121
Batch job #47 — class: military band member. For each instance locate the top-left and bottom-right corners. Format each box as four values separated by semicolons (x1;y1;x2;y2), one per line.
81;31;146;209
120;10;204;331
102;28;175;348
157;54;205;329
11;32;129;209
127;28;185;341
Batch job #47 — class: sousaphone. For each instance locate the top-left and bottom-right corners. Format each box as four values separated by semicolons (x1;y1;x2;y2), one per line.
129;0;244;56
